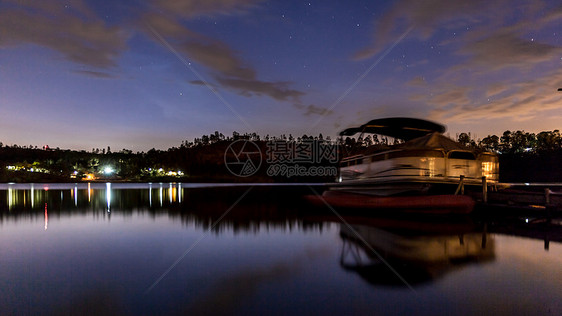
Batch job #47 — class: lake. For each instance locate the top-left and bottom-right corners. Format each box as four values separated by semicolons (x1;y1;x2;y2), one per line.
0;183;561;315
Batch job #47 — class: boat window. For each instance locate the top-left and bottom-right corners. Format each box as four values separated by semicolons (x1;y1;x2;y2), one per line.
340;160;352;167
370;153;386;162
386;151;403;159
478;153;498;163
448;151;476;160
340;158;362;166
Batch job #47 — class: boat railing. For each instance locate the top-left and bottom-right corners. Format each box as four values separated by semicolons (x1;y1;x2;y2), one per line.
340;149;446;166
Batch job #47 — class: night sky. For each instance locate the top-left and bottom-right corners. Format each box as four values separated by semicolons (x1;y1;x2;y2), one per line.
1;0;561;151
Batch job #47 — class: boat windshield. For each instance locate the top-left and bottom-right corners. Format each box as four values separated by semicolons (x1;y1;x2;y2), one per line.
448;151;476;160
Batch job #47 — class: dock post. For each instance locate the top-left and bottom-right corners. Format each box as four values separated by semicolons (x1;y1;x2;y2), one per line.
545;188;551;205
455;175;465;195
482;176;488;203
481;222;488;249
545;188;553;222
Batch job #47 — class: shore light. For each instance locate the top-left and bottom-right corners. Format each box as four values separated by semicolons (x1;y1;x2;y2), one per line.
104;166;114;175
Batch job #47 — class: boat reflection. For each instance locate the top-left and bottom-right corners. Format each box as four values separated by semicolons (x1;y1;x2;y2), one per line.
338;218;494;287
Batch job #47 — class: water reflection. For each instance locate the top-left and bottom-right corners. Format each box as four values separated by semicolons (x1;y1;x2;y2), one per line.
1;183;188;212
0;184;324;234
6;183;52;211
44;202;48;231
74;184;78;207
1;184;561;243
159;183;163;207
106;182;111;212
148;182;152;206
338;220;494;286
0;184;561;315
31;183;34;208
8;186;12;210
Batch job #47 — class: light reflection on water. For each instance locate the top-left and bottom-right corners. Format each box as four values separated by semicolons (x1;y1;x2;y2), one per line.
0;184;561;315
1;183;193;215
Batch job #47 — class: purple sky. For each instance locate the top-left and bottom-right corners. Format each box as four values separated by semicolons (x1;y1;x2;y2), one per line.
1;0;561;151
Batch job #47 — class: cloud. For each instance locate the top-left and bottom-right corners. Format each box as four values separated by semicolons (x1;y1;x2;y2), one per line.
427;70;562;123
188;80;206;85
485;84;509;98
355;0;498;59
183;39;305;102
1;0;304;104
460;31;561;70
215;77;304;101
151;0;262;18
141;13;199;38
0;0;128;68
166;28;305;102
180;40;256;80
142;1;306;104
72;70;116;79
294;103;333;116
430;86;471;108
141;13;256;82
407;76;427;86
361;0;562;126
423;27;562;123
355;0;561;63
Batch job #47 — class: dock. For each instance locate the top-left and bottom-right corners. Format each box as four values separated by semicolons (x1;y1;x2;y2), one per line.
465;180;562;217
439;175;562;217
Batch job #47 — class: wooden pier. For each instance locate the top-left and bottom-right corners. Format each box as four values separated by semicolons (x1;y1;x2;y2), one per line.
464;178;562;215
474;188;562;208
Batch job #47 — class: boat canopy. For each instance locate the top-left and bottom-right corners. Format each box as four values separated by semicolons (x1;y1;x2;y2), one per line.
396;132;468;152
339;117;446;140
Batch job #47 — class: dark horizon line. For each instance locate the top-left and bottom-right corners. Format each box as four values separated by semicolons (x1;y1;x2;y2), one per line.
2;127;562;153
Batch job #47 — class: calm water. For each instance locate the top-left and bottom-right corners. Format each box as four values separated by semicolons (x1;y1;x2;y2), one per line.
0;183;561;315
